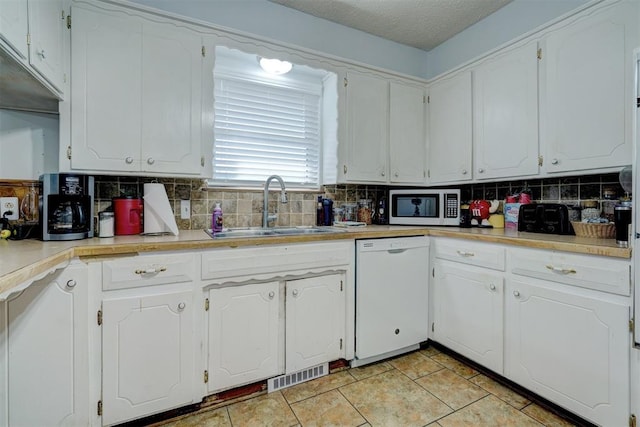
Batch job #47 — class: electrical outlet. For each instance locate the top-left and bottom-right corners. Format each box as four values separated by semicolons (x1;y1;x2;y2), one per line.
0;197;19;220
180;200;190;219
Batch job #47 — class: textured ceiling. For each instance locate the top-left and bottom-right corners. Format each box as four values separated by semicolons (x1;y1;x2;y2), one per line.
268;0;513;51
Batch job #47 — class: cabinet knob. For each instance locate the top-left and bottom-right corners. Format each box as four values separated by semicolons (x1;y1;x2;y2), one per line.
394;172;399;178
381;171;385;177
37;49;46;59
147;157;155;165
489;283;496;291
292;289;299;297
513;290;520;297
461;169;468;175
177;302;186;310
478;168;485;173
551;158;559;165
66;279;77;288
394;329;400;335
125;157;134;164
268;291;275;299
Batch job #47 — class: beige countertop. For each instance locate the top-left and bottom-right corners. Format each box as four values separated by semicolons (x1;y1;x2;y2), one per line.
0;225;631;297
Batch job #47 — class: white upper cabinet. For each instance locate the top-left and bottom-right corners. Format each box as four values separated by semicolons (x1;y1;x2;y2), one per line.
473;41;539;180
342;70;389;183
389;81;426;184
540;1;637;173
427;70;473;184
28;0;67;92
69;1;210;177
0;0;67;95
0;0;29;60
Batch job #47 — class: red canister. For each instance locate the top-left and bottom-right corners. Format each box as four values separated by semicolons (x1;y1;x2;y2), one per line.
113;197;143;235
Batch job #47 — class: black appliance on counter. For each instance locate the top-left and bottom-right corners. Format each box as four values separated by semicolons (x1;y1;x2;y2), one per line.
517;203;574;235
40;173;94;241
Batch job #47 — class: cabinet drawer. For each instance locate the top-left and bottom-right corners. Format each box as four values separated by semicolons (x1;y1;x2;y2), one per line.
201;242;352;281
103;253;195;291
510;248;630;296
434;238;506;271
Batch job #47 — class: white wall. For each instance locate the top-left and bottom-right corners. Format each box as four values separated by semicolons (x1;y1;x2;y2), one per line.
127;0;429;78
426;0;590;78
0;110;58;179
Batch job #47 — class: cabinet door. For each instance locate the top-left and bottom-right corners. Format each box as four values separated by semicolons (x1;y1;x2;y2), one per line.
140;21;203;174
102;290;194;426
286;274;345;373
208;282;280;392
343;71;388;182
433;259;503;373
541;2;636;173
0;0;28;60
473;42;539;180
28;0;66;93
427;71;472;184
389;81;426;184
506;278;629;426
70;4;142;172
5;263;89;427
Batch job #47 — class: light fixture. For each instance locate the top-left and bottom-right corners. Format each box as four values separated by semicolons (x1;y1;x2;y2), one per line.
258;56;293;75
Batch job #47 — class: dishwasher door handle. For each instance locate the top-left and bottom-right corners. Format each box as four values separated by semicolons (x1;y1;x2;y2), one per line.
387;248;408;254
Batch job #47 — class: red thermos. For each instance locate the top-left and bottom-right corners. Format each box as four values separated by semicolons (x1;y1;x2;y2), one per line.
113;196;143;235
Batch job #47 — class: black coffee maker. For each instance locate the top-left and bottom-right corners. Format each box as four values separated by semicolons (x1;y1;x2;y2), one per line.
40;174;94;241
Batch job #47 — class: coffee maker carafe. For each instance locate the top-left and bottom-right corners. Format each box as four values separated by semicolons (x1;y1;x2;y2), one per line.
40;174;94;241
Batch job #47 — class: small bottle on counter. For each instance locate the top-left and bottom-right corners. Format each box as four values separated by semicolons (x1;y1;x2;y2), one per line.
316;196;324;226
98;211;114;238
357;199;373;224
212;203;223;232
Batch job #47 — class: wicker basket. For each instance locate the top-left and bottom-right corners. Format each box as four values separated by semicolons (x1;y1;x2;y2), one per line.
571;221;615;239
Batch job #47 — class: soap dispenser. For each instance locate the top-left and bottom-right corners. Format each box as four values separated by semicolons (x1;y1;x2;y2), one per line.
212;203;223;232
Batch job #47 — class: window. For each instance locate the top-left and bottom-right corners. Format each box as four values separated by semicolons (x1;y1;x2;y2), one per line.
211;49;327;189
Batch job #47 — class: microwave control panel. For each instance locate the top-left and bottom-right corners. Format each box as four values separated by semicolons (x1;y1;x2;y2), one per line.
445;193;459;218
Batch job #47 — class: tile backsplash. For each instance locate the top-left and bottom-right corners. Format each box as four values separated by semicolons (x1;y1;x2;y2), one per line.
0;173;630;229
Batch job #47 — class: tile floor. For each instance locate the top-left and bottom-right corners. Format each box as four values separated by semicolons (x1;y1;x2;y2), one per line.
154;347;579;427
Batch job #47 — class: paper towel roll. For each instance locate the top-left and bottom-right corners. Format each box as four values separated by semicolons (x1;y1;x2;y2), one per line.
143;183;179;235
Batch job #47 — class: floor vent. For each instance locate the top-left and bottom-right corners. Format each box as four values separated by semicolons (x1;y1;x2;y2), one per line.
268;363;328;393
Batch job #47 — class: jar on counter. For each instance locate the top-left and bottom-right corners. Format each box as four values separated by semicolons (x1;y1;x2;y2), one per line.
357;199;373;224
98;211;114;238
342;203;358;222
581;200;601;222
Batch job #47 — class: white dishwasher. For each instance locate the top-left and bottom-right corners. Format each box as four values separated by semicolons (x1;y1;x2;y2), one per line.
353;236;430;367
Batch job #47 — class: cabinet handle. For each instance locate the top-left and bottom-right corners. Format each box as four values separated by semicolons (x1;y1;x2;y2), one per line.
66;279;77;288
147;157;155;165
478;168;485;174
461;169;468;175
489;283;496;291
513;290;520;297
343;165;347;174
134;266;167;275
125;157;134;164
177;302;186;310
292;289;299;297
268;291;275;299
456;250;475;257
545;264;576;275
551;158;559;165
37;49;46;59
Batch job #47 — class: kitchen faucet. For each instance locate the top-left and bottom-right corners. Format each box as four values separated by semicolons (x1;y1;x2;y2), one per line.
263;175;288;228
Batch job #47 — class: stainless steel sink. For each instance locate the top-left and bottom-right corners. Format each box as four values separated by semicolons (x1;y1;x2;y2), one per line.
204;226;343;239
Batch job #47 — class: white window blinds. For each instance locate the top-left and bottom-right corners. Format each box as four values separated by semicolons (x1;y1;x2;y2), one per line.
213;76;321;187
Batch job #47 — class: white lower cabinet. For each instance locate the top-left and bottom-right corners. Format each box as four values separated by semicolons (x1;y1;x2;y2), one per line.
286;274;345;373
207;281;281;393
431;238;631;426
506;277;629;426
102;289;195;426
1;262;89;427
432;258;504;374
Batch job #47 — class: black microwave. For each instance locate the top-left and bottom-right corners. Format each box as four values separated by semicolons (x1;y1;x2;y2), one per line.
388;189;460;226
